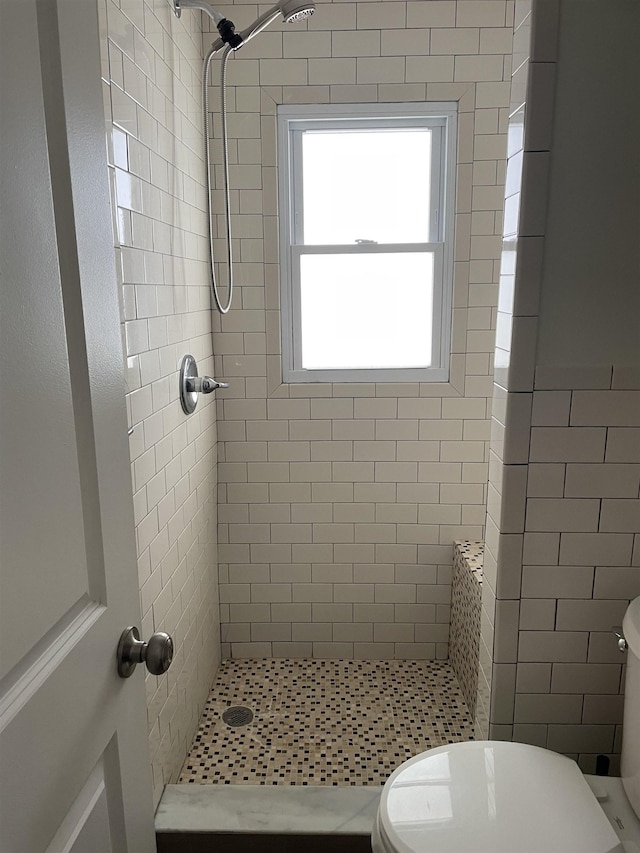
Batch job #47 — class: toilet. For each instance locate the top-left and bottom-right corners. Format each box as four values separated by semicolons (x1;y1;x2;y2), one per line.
373;595;640;853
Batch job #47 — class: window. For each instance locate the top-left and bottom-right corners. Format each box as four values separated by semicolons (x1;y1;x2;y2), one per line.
277;102;457;384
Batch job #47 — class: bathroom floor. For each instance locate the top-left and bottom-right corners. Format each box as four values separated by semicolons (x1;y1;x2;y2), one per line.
179;659;474;786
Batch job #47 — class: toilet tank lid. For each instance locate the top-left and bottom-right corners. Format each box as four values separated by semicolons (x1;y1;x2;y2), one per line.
623;595;640;656
379;741;622;853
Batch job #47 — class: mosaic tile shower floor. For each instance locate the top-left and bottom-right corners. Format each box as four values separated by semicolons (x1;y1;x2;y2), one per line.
179;659;474;786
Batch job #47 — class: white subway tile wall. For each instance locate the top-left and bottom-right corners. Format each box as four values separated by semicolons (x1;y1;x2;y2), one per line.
485;0;638;768
99;0;220;807
205;1;515;660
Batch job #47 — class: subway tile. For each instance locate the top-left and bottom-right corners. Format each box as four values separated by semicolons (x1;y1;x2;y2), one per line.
516;662;552;694
515;694;583;725
582;695;625;726
455;54;504;83
534;365;613;391
395;643;436;660
490;663;516;724
606;429;640;463
531;391;571;427
334;623;374;643
550;663;622;695
519;598;556;630
312;523;354;544
555;599;629;632
357;56;405;84
588;633;626;664
599;500;640;533
375;584;417;604
334;544;375;564
529;428;606;463
381;82;430;104
526;464;566;498
512;724;548;749
480;26;513;55
231;642;273;658
311;564;352;584
493;599;519;663
559;533;634;567
565;464;640;499
512;236;544;317
311;603;353;623
431;27;479;55
529;0;559;61
353;564;395;584
333;419;376;440
521;564;594;599
523;61;556;152
356;2;407;30
407;1;456;29
292;583;332;603
518;631;588;662
406;55;455;83
456;1;507;27
546;725;615;755
525;499;600;533
419;462;462;484
593;566;640;600
612;365;640;390
335;503;376;523
354;603;395;623
381;28;428;57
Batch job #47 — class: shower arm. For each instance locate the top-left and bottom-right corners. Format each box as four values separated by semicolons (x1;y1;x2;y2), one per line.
173;0;224;25
174;0;244;50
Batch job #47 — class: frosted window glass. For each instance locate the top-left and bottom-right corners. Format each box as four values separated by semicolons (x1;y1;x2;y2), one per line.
300;253;434;370
302;130;431;245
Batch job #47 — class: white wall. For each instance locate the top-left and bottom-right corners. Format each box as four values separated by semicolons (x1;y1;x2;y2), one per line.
205;0;516;660
537;0;640;365
98;0;221;807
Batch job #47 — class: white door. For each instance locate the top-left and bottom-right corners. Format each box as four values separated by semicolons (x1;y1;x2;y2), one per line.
0;1;157;851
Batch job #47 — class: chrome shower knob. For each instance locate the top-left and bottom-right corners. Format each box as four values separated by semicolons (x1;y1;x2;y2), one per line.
187;375;229;394
179;354;228;414
117;627;174;678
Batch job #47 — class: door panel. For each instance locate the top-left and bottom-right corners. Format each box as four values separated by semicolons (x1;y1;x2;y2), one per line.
0;0;90;680
0;0;156;850
46;754;114;853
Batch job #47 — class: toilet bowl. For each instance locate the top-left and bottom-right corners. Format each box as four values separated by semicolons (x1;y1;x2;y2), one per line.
372;595;640;853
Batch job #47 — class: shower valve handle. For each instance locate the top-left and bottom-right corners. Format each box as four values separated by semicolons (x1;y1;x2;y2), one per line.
180;354;229;414
187;376;229;394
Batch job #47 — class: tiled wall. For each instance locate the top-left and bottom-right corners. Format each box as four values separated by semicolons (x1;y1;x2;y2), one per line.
205;0;516;659
450;541;484;719
484;0;640;767
99;0;221;807
476;0;539;742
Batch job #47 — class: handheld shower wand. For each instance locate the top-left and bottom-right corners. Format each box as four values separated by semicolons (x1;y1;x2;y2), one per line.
172;0;316;313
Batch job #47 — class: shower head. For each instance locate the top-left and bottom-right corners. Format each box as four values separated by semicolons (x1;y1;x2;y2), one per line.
205;0;316;54
279;1;316;23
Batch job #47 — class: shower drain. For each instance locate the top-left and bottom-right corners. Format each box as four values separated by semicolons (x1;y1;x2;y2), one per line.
221;705;254;727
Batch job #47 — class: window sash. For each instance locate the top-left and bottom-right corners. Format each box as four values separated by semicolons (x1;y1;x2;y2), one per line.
289;120;446;246
288;243;446;383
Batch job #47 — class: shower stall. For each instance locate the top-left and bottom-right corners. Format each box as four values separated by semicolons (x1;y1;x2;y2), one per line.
162;0;488;792
104;0;518;812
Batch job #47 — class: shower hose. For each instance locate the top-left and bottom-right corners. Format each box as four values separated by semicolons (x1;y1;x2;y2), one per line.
203;44;234;314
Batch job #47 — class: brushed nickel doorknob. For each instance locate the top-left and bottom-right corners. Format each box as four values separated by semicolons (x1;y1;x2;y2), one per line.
117;626;174;678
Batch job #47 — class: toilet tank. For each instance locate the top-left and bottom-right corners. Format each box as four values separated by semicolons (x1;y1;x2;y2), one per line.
622;595;640;819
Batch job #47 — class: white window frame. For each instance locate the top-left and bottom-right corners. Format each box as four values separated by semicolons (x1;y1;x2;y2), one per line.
277;102;458;384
